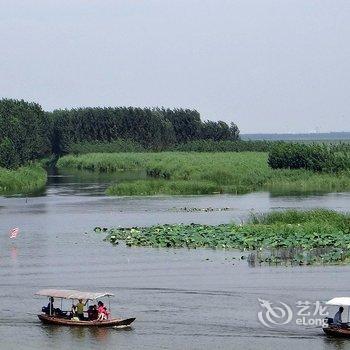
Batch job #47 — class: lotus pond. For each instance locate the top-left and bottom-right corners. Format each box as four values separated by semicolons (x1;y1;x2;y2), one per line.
98;209;350;265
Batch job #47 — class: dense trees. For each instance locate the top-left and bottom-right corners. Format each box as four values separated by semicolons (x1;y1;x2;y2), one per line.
49;106;240;154
0;99;241;167
158;108;202;143
50;107;176;153
0;99;51;168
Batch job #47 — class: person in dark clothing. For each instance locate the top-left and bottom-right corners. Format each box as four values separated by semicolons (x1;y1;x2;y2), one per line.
87;305;98;320
42;297;63;316
42;297;55;315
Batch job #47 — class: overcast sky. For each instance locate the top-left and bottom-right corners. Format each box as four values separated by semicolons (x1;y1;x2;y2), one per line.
0;0;349;133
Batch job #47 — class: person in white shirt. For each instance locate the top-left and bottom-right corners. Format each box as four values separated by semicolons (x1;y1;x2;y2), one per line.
333;306;344;325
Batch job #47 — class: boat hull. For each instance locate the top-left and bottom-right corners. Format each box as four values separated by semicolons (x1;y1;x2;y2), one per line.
323;326;350;338
38;314;135;327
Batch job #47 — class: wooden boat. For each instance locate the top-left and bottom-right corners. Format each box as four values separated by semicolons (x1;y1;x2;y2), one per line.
35;289;135;328
323;325;350;338
323;297;350;338
38;314;135;327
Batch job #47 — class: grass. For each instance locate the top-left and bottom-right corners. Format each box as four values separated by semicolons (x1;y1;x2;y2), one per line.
98;209;350;265
106;179;218;196
0;164;47;195
57;152;350;196
249;208;349;227
57;152;148;172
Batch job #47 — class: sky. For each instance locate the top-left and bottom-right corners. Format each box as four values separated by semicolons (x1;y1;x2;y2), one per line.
0;0;349;133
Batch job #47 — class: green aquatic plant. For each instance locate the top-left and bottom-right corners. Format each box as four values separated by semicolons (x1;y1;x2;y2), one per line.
99;210;350;265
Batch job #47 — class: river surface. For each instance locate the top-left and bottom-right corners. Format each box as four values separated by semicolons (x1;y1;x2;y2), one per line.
1;169;350;349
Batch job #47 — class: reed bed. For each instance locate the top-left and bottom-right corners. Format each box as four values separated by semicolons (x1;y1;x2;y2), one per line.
0;164;47;195
57;152;350;195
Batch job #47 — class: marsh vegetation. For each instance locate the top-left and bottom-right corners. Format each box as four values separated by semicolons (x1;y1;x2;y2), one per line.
0;164;47;195
58;152;350;196
99;209;350;265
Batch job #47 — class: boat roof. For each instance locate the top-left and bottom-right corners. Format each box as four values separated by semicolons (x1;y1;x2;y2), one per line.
326;297;350;306
35;289;114;300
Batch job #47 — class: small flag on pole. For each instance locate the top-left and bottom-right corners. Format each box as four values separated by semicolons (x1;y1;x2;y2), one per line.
9;227;19;239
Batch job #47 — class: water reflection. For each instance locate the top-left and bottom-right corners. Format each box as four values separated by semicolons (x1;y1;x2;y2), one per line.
88;327;112;342
41;324;114;345
10;245;18;262
46;168;146;197
246;246;350;267
322;337;349;350
70;327;110;343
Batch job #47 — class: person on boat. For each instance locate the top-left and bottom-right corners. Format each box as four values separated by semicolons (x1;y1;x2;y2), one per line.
87;305;98;320
76;299;87;320
97;301;109;321
70;303;77;318
42;297;64;316
43;297;55;315
333;307;344;325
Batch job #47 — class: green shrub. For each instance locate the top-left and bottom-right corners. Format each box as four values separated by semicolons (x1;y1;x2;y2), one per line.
268;142;350;172
68;139;145;154
175;139;271;152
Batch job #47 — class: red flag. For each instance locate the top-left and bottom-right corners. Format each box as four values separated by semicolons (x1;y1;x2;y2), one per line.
9;227;19;239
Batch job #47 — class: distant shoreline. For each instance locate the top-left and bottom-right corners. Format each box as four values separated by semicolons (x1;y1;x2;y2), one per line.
241;131;350;141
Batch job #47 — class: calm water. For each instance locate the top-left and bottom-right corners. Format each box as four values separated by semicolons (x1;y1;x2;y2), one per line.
1;170;350;349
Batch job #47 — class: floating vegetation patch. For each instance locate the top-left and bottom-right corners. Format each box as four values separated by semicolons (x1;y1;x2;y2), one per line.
96;209;350;265
167;207;232;212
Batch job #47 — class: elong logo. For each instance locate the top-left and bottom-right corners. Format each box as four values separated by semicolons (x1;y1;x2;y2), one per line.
257;298;329;328
258;298;293;327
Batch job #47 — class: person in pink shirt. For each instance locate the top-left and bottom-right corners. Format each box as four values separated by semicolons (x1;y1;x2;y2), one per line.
97;301;109;321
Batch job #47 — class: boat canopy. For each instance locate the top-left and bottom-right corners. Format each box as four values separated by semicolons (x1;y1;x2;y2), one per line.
326;297;350;306
35;289;114;301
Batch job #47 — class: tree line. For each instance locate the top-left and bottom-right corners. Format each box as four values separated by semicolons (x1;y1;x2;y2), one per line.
0;99;240;168
0;99;51;168
51;107;240;154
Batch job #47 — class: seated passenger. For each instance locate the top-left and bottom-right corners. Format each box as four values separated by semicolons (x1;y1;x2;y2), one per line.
42;297;64;316
42;297;55;315
87;305;98;320
71;304;77;318
334;307;344;325
97;301;109;321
